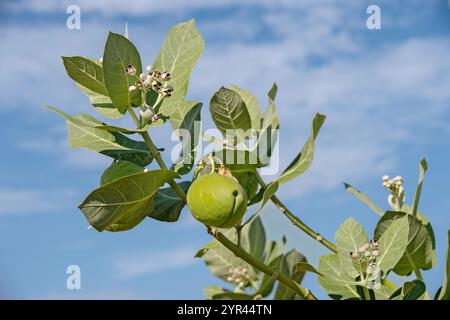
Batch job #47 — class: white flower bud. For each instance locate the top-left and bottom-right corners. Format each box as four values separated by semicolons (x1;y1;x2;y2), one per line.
146;64;153;72
126;64;136;76
161;71;171;81
151;114;159;123
128;85;137;92
382;175;389;181
364;250;371;257
140;107;153;120
358;243;369;253
139;73;146;80
372;249;380;257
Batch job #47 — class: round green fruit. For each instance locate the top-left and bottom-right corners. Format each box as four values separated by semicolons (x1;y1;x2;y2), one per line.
187;173;247;228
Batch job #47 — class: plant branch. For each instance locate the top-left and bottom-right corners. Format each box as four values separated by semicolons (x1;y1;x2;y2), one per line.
208;227;317;300
127;106;186;202
253;171;337;252
253;171;398;291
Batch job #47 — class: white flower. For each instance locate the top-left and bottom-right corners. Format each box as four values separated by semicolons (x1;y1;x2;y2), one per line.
372;249;380;257
128;85;137;92
139;73;146;80
364;250;371;257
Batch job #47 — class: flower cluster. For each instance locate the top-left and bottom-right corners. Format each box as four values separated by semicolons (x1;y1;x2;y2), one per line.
350;240;380;263
127;64;173;97
226;266;249;288
382;175;405;210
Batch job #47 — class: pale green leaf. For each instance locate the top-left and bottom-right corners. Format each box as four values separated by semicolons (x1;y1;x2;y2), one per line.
79;169;179;231
343;183;384;216
318;253;361;300
293;262;322;276
103;32;142;113
46;106;152;166
152;20;204;128
335;217;370;278
412;158;427;218
377;215;410;274
63;56;108;95
76;84;123;119
274;249;307;300
273;113;325;186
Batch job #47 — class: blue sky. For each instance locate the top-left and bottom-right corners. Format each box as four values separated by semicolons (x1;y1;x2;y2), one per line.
0;0;449;299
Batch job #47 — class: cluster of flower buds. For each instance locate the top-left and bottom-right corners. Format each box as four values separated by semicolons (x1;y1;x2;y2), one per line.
127;64;173;97
226;266;249;288
382;175;405;210
350;240;380;263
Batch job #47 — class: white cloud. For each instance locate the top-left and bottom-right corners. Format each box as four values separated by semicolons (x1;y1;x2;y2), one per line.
113;247;197;279
0;187;77;215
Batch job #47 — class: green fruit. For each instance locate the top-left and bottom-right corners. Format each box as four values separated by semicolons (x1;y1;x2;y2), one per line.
187;173;247;228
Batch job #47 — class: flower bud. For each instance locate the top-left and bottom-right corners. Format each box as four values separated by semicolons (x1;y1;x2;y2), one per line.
151;70;162;79
161;71;171;81
358;242;369;253
151;80;162;90
382;175;389;181
126;64;136;76
128;85;137;93
140;106;154;120
372;249;380;257
364;250;371;257
146;64;153;72
139;73;146;80
151;114;159;123
161;85;174;97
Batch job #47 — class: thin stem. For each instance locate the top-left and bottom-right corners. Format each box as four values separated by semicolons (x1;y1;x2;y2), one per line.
209;228;317;300
127;106;186;202
253;171;337;252
253;170;398;291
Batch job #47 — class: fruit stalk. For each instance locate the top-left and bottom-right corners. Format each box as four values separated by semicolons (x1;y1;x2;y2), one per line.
209;227;317;300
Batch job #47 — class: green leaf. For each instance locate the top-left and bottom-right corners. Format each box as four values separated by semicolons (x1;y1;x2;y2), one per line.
103;32;142;113
230;85;261;132
374;211;435;276
412;158;427;218
273;113;325;186
76;84;123;119
438;229;450;300
149;181;190;222
318;253;361;300
391;280;426;300
258;254;283;297
293;262;322;276
274;249;307;300
244;182;278;226
63;56;109;96
245;217;266;263
152;20;204;128
79;169;178;231
335;217;370;278
376;215;410;275
172;103;202;175
258;83;279;164
46;106;152;166
343;183;384;216
210;87;252;138
100;160;145;185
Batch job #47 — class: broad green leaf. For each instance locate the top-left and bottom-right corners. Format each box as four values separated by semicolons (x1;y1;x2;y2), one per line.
230;85;261;132
335;217;370;278
62;56;109;96
210;87;252;138
438;229;450;300
149;181;190;222
201;219;265;282
258;83;279;164
79;169;178;231
374;211;435;276
100;160;145;185
274;249;307;300
76;84;123;119
373;284;398;300
390;280;426;300
234;171;259;200
103;32;142;113
204;285;225;299
152;20;204;128
318;253;361;300
412;158;427;218
273;113;325;186
172;103;202;175
245;217;266;263
95;124;151;134
343;183;383;216
46;106;152;166
293;262;322;276
376;215;410;275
